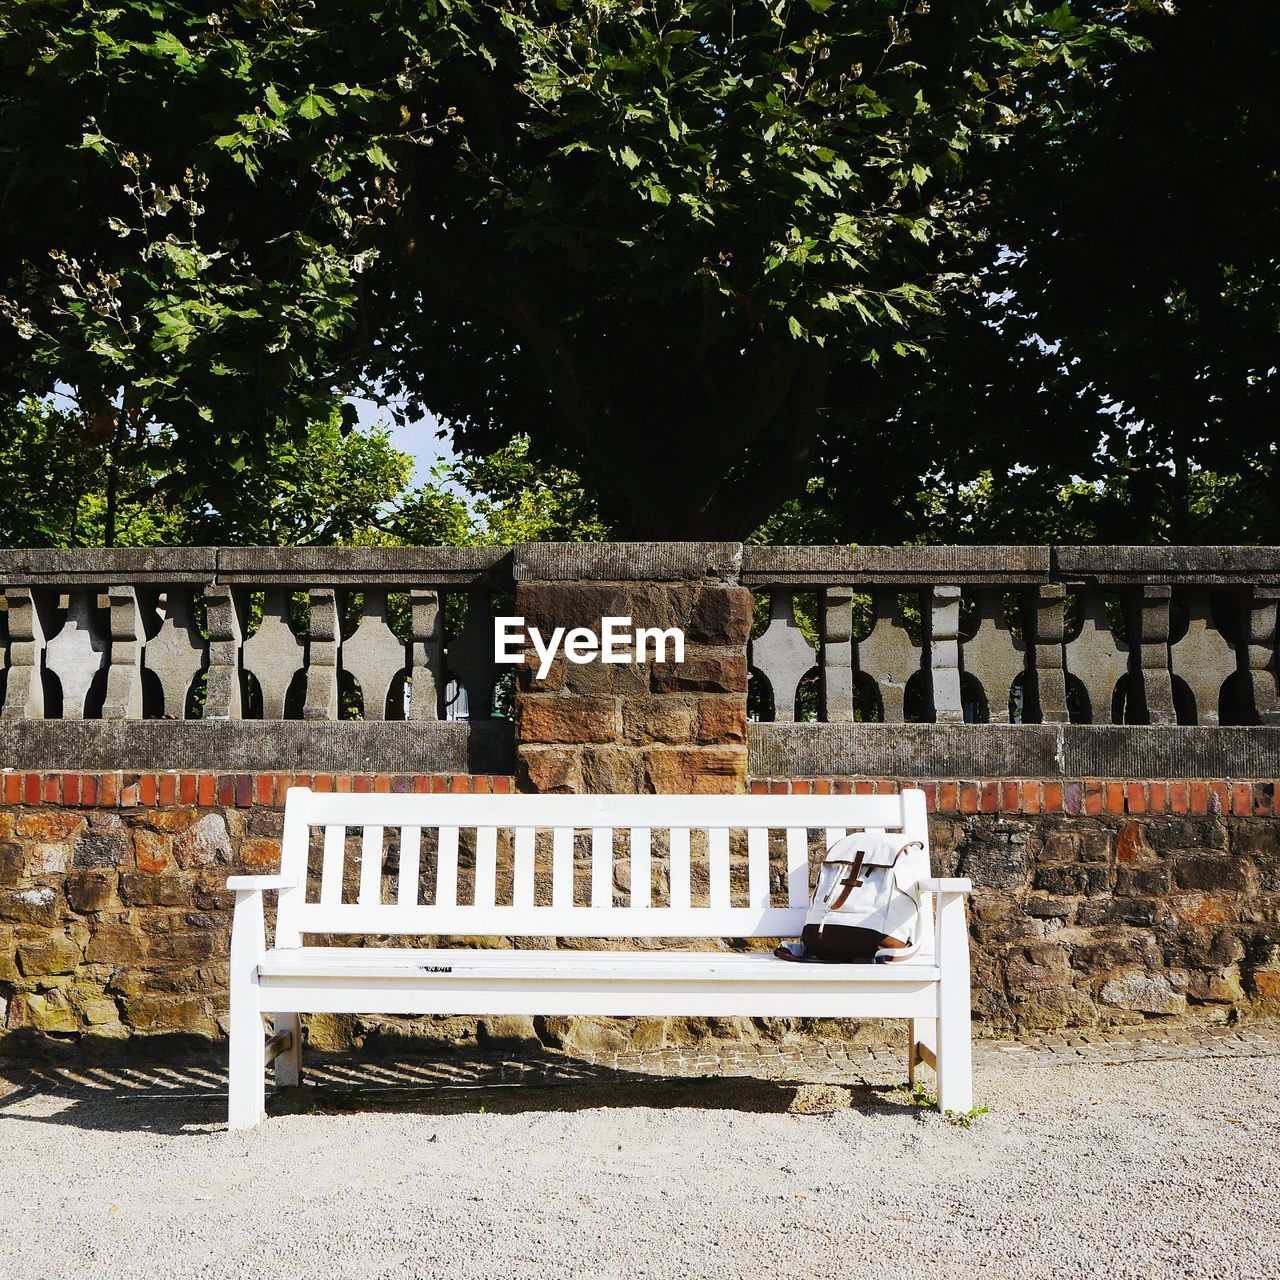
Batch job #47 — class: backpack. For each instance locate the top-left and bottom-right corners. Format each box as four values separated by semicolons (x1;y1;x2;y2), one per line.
787;832;929;963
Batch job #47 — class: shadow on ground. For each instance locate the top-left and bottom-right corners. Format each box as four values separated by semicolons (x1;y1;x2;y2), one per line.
0;1048;917;1136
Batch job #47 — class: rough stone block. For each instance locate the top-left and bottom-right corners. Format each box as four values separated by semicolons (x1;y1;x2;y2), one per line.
621;698;694;746
15;812;85;841
580;747;644;795
693;698;748;745
518;696;618;745
1099;967;1187;1015
173;813;232;868
1173;856;1249;893
85;926;147;964
651;651;748;695
64;870;116;913
643;747;746;794
11;990;77;1033
133;828;172;873
119;872;189;907
688;586;754;646
73;828;129;869
16;931;83;976
517;747;583;794
123;993;217;1038
0;886;62;927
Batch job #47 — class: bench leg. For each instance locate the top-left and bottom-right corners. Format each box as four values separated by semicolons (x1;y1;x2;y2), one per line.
273;1012;303;1089
228;890;267;1131
935;892;973;1114
908;1018;937;1089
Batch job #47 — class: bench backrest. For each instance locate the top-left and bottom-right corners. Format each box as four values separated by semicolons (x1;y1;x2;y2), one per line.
272;788;930;947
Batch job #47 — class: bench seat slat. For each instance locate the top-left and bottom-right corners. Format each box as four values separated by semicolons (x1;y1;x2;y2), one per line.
287;903;818;939
358;826;383;906
435;827;459;908
630;827;651;909
397;826;421;907
258;947;940;984
513;827;535;909
320;825;345;907
474;826;498;908
669;828;691;909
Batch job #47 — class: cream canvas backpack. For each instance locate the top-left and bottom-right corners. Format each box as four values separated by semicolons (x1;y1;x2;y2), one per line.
800;831;930;962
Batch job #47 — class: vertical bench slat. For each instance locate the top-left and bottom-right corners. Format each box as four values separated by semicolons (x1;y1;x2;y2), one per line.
475;826;498;908
358;825;384;906
786;827;809;908
630;827;652;909
513;827;535;909
747;828;768;909
709;828;730;911
397;826;421;907
551;827;573;908
591;827;612;908
320;825;345;906
669;828;691;909
825;827;846;853
435;827;459;908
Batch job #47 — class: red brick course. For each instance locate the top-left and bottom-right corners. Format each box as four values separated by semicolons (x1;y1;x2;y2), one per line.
0;770;511;809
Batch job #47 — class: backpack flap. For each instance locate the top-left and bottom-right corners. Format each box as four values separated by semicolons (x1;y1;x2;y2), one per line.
824;832;922;869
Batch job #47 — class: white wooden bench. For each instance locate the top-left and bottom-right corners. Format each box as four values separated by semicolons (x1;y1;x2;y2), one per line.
226;787;973;1128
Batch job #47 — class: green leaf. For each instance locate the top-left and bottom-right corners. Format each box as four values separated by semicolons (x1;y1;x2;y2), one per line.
297;92;335;121
619;145;641;170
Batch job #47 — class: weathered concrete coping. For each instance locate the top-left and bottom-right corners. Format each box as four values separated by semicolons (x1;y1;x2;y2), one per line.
1053;546;1280;586
0;720;516;775
750;723;1280;780
742;545;1051;586
215;546;513;587
514;542;743;583
0;546;514;589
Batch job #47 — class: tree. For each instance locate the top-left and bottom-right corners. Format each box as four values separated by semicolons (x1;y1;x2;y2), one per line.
802;0;1280;545
0;1;1137;539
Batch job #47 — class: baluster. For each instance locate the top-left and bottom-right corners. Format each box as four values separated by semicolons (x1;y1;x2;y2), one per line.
928;585;963;723
203;585;243;720
144;590;206;719
1245;589;1280;724
1129;586;1176;724
962;588;1025;724
445;588;496;718
858;589;918;723
302;589;339;721
242;588;304;719
1170;588;1236;726
45;589;107;719
409;588;443;721
750;589;815;723
342;589;406;721
101;586;143;720
1063;589;1128;725
1028;585;1069;723
1;587;46;719
821;587;854;722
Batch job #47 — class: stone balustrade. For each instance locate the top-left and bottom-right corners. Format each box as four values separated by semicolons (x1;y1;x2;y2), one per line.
0;544;1277;782
743;545;1280;728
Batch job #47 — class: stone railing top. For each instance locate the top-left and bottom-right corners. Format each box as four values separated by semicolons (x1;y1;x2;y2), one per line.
514;542;743;583
1;543;1277;590
0;546;511;587
742;545;1051;585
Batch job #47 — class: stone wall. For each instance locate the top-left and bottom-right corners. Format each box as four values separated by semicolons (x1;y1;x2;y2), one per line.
2;767;1276;1056
0;771;509;1051
757;777;1280;1030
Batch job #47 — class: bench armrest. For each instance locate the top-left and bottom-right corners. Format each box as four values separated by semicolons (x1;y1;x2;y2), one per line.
919;877;973;895
227;875;297;893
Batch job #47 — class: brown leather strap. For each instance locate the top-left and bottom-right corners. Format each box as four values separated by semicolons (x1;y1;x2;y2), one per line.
829;852;865;911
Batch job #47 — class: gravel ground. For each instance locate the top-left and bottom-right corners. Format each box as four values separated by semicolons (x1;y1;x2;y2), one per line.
1;1046;1277;1280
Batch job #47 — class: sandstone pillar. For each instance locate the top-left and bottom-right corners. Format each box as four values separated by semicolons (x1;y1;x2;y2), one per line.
513;544;750;794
